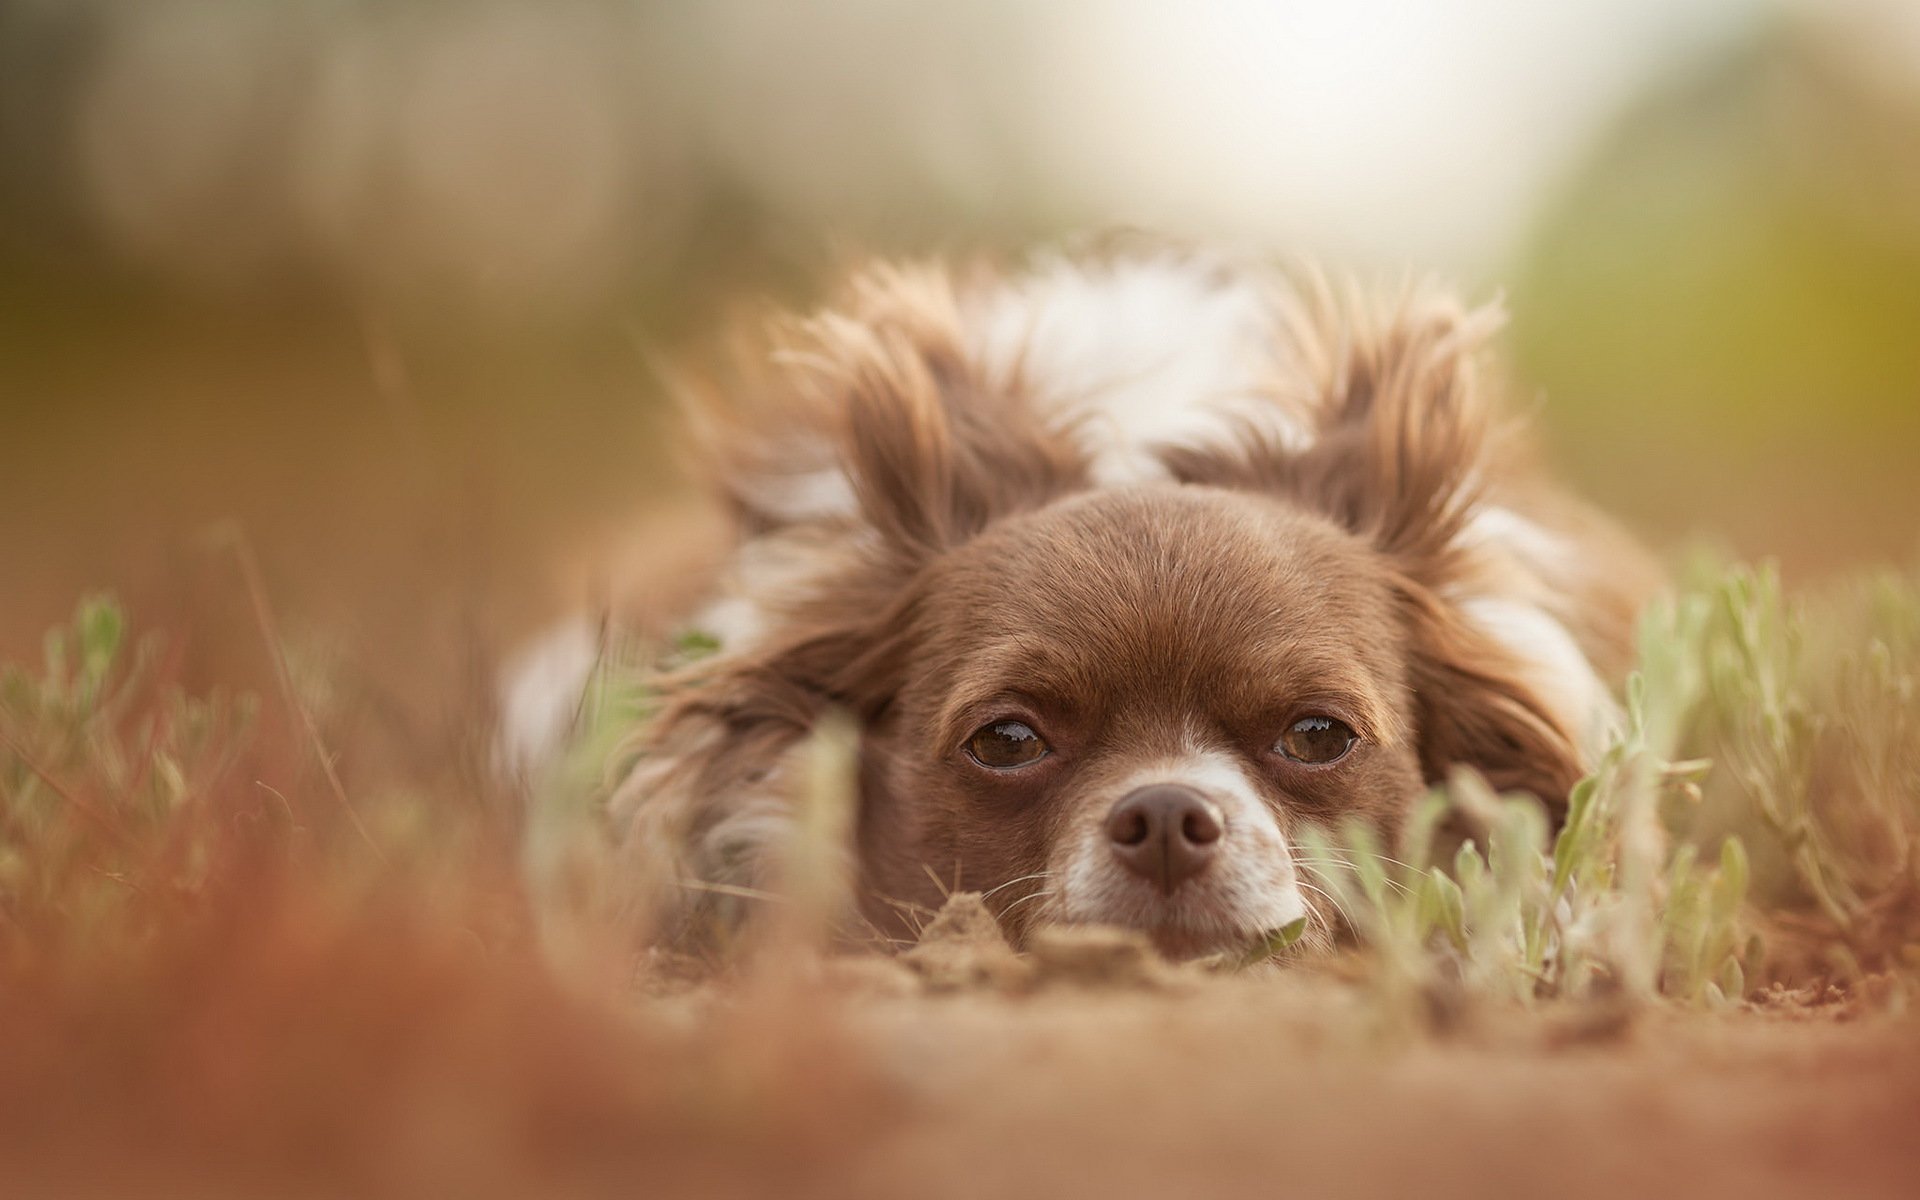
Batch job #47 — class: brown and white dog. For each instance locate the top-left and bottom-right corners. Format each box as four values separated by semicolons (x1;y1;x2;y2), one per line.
578;244;1657;960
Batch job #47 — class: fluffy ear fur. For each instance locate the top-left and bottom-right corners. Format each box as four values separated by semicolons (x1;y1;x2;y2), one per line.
612;264;1086;940
706;264;1086;553
1163;281;1588;812
609;609;901;944
1296;285;1587;811
1390;584;1587;807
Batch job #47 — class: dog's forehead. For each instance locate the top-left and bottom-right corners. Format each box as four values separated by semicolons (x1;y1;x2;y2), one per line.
947;485;1382;621
925;485;1402;699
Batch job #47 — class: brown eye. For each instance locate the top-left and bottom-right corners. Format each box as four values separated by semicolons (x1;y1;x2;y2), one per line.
965;720;1049;769
1276;716;1357;765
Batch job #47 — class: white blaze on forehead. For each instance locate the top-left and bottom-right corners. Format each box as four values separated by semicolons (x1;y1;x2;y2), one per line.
961;253;1314;486
1054;750;1306;941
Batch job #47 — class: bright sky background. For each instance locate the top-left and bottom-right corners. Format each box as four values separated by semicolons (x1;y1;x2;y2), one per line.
1016;0;1783;274
55;0;1920;305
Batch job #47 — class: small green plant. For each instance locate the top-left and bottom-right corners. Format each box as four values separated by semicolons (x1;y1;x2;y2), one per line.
1685;562;1920;976
517;622;729;958
1301;557;1920;1009
0;596;258;952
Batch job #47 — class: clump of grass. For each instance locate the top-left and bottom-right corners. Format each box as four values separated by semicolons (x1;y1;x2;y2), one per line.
1683;562;1920;978
518;622;679;963
521;621;871;967
0;591;535;966
1305;557;1920;1010
0;596;259;959
0;603;894;1198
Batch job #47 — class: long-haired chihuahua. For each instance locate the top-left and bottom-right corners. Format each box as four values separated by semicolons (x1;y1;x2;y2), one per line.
585;243;1657;960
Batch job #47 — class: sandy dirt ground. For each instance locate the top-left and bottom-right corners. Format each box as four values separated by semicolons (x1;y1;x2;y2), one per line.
830;981;1920;1200
12;892;1914;1200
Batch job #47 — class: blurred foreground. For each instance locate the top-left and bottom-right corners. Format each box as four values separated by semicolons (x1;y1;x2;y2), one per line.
3;1;1918;736
4;560;1919;1196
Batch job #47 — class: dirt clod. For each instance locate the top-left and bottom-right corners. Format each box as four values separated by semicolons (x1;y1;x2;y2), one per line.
1026;925;1185;990
1539;995;1640;1048
902;893;1033;993
822;955;923;998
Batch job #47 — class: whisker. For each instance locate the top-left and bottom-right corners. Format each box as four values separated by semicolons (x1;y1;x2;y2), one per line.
979;871;1054;901
921;862;954;900
1295;879;1356;932
680;879;786;903
1291;855;1416;897
877;894;935;936
996;889;1057;918
852;912;917;951
1297;847;1425;874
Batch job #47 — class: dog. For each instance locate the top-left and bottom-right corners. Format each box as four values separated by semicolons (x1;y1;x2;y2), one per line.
590;243;1657;960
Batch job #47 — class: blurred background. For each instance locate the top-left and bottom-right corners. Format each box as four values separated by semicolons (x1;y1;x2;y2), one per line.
2;0;1916;774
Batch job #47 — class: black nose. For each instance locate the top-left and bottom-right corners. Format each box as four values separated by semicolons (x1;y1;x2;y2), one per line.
1104;784;1224;894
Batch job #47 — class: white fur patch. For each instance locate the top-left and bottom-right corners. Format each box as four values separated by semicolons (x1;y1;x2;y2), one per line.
494;615;601;778
1458;504;1579;576
1458;595;1619;757
733;252;1318;527
688;528;862;654
961;253;1313;486
691;596;766;653
731;460;858;526
1451;506;1619;758
1050;750;1306;950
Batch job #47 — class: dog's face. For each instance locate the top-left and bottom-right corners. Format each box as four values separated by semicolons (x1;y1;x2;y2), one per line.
860;484;1423;957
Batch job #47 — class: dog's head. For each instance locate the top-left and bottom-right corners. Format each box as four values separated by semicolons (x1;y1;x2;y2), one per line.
622;252;1634;958
863;484;1429;957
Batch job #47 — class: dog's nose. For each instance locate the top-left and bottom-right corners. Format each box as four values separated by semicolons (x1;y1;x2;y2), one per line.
1105;784;1224;894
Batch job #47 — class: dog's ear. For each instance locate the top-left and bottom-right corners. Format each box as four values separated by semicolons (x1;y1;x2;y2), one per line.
1392;580;1587;812
611;595;915;944
1155;281;1504;566
617;263;1088;943
709;263;1086;559
1164;282;1588;811
1296;288;1587;811
1277;283;1510;573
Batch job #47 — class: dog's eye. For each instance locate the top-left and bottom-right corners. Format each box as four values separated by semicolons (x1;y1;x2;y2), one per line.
1275;716;1357;765
965;720;1050;769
